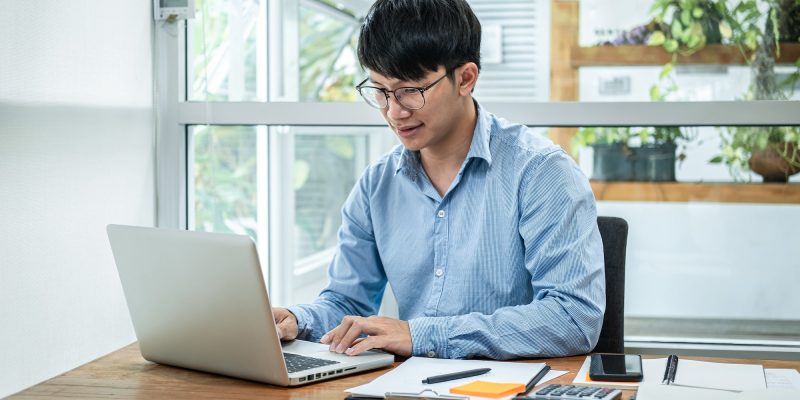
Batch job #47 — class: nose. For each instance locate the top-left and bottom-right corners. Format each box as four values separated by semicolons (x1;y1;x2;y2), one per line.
385;95;411;121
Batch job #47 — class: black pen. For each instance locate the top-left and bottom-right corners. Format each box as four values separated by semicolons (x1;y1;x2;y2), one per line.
662;355;679;385
421;368;491;384
519;365;551;395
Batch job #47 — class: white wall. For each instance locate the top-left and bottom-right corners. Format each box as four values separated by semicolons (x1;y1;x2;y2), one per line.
0;1;154;397
597;202;800;321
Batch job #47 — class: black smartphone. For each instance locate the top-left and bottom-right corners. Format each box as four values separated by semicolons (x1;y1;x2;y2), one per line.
589;353;643;382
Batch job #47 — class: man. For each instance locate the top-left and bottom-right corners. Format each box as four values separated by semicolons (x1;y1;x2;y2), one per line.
272;0;605;360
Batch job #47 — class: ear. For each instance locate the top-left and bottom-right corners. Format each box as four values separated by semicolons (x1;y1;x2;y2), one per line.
455;63;479;96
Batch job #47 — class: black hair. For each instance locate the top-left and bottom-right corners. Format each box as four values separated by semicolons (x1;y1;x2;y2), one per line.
357;0;481;81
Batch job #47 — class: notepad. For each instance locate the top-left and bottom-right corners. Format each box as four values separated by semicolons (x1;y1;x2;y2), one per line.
450;380;525;398
573;356;767;392
345;357;559;399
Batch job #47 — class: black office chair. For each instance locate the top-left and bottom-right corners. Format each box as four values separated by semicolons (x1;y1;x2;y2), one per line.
592;216;628;354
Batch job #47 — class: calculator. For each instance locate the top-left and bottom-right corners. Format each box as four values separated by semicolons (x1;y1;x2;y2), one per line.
513;384;622;400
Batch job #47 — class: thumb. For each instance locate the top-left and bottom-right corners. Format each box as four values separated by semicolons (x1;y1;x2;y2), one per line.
276;324;285;339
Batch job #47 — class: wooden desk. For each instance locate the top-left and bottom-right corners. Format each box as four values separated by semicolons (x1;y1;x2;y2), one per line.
10;343;800;399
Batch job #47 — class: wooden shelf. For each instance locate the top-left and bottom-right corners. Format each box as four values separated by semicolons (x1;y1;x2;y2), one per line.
591;181;800;204
572;43;800;67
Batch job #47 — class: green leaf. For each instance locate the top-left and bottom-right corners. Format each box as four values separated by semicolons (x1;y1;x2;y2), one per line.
671;20;684;40
709;156;723;163
293;160;310;190
664;39;679;53
648;31;666;46
660;63;674;80
325;136;355;159
680;9;691;26
757;134;769;149
650;85;661;101
718;20;732;39
744;31;757;51
687;35;700;49
692;7;704;18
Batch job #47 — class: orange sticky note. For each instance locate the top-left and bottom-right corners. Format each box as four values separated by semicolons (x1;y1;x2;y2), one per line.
449;380;525;398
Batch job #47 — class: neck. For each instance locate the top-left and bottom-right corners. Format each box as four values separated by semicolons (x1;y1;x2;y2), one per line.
419;99;478;172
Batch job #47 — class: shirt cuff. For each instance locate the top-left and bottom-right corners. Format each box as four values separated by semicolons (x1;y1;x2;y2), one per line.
409;316;451;358
286;305;315;341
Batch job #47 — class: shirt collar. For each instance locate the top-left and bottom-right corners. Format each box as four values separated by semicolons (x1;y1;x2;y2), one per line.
466;101;493;167
394;100;493;175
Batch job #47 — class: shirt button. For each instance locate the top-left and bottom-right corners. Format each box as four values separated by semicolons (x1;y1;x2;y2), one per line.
437;210;445;218
427;351;436;358
435;268;443;277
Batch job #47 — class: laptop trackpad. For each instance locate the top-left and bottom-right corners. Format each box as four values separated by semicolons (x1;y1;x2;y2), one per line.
282;339;386;359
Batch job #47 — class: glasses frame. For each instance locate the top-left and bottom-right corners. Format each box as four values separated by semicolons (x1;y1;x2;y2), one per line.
355;74;448;110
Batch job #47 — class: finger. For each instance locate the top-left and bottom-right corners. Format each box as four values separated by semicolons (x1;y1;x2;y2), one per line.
335;319;367;353
322;317;355;347
276;320;292;340
275;313;298;341
345;336;378;356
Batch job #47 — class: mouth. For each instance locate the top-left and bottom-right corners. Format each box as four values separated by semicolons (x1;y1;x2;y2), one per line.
395;124;422;138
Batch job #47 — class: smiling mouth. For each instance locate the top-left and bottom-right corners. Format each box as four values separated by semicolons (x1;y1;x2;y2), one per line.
395;124;422;137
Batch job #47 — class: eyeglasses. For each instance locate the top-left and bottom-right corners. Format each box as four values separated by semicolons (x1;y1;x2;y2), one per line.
355;74;448;110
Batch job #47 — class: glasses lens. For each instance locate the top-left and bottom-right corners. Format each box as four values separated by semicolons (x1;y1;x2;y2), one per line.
359;87;387;109
396;88;424;110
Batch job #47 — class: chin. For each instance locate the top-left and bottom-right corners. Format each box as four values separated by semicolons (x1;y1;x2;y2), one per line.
398;138;426;152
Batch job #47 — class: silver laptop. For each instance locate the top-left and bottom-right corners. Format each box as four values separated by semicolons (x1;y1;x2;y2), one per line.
106;224;394;386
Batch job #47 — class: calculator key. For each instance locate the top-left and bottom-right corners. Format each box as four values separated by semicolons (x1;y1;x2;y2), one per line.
523;384;621;400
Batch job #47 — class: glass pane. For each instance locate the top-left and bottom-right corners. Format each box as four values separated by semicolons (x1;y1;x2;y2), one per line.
570;125;800;183
187;0;800;104
574;0;800;102
561;125;800;344
190;125;259;237
294;133;367;260
297;3;361;101
188;0;266;101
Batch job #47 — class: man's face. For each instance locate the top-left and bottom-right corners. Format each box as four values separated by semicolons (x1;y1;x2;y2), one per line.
366;67;462;152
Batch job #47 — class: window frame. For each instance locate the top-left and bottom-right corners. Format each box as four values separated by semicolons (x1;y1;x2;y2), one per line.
154;4;800;357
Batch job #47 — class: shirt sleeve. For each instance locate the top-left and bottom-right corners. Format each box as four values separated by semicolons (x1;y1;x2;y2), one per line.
408;150;606;359
288;168;388;342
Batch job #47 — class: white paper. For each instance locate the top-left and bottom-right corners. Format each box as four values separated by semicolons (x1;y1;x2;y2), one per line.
636;383;737;400
637;384;800;400
671;359;765;392
765;368;800;390
346;357;564;400
573;356;766;392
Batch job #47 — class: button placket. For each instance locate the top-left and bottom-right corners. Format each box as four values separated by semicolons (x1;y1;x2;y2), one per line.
425;202;449;315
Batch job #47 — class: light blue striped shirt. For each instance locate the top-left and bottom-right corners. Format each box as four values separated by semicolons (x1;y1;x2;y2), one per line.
289;103;605;360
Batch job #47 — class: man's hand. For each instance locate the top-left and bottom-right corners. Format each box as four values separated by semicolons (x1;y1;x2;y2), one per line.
320;315;412;357
272;307;299;341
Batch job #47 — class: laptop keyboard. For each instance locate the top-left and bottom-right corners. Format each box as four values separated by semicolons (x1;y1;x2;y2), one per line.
283;352;340;373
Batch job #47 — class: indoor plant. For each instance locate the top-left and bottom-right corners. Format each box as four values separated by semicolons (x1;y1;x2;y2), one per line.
573;127;635;181
647;0;800;182
709;0;800;181
573;126;694;181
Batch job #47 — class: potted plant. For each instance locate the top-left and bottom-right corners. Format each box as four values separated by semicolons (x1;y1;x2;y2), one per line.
712;127;800;182
647;0;800;182
573;127;635;181
630;126;694;182
573;126;694;182
709;0;800;182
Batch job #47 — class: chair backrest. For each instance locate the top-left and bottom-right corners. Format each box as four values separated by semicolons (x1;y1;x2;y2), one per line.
593;216;628;354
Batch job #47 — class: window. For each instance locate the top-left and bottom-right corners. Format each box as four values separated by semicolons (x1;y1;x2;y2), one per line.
189;124;394;306
158;0;800;355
